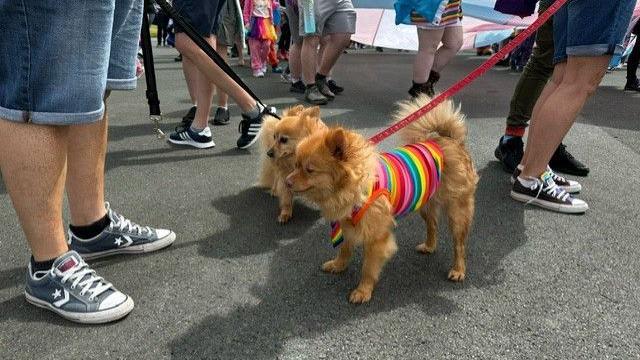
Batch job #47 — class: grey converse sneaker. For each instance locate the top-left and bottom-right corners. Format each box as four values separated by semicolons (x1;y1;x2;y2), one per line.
25;251;134;324
511;166;581;193
510;170;588;214
69;202;176;260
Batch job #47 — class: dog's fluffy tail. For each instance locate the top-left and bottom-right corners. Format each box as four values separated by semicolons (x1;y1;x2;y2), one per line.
396;94;467;145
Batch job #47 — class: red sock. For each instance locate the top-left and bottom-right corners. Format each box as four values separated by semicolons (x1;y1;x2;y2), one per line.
505;126;525;137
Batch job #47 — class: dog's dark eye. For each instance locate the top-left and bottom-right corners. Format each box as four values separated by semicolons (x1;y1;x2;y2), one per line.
305;166;314;174
279;137;288;144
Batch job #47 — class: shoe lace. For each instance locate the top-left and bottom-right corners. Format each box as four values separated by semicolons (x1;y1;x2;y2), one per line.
526;178;570;205
109;209;153;236
58;261;112;301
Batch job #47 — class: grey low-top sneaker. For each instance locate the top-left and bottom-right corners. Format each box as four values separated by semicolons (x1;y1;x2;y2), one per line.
316;78;335;99
69;202;176;260
25;251;134;324
304;84;329;105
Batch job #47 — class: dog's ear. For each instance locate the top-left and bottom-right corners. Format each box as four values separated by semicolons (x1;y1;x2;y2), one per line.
324;128;347;161
300;106;321;119
284;105;305;117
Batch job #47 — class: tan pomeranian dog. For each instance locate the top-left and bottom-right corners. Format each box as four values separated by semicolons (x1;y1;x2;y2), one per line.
285;95;478;303
258;105;327;223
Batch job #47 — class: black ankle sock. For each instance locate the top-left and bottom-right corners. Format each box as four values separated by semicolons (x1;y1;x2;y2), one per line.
30;256;57;273
306;83;315;89
315;73;327;82
70;213;111;240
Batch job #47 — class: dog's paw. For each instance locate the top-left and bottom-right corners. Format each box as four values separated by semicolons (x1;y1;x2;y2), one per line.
416;243;436;254
278;211;292;224
349;287;372;304
321;259;348;274
447;269;466;282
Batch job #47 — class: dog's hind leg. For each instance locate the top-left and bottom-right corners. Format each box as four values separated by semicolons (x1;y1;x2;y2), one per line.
416;202;440;254
445;197;474;282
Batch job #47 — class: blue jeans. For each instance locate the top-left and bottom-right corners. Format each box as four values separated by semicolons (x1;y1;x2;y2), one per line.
0;0;143;125
553;0;637;64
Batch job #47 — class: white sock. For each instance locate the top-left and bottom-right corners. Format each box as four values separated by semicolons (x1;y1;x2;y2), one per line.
517;176;538;188
243;103;265;119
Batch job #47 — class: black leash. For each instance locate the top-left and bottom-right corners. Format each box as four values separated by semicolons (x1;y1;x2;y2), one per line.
140;3;165;138
154;0;267;108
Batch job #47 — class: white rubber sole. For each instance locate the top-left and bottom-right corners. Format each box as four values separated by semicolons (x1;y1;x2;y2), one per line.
167;138;215;149
510;191;588;214
79;232;176;261
25;292;134;324
510;176;581;193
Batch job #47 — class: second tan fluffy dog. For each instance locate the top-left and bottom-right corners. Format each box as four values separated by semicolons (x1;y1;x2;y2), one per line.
258;105;326;223
286;95;478;303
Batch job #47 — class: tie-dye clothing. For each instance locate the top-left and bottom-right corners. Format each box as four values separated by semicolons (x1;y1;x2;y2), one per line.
330;141;444;247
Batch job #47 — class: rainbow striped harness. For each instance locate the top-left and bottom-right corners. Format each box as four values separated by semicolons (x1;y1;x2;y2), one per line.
330;141;444;247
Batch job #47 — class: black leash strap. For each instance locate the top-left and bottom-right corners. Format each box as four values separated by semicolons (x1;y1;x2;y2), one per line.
140;4;165;138
154;0;266;108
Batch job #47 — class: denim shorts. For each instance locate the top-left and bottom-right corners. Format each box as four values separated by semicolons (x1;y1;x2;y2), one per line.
0;0;143;125
173;0;226;37
553;0;637;64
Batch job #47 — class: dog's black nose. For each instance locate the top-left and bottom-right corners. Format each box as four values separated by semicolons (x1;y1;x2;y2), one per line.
267;148;275;158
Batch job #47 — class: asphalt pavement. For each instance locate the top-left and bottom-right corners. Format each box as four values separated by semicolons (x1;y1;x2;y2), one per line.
1;47;639;359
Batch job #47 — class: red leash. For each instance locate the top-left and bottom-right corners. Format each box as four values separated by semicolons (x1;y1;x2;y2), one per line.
368;0;569;144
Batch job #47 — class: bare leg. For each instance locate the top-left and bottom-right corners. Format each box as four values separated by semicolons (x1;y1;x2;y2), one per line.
0;120;69;261
176;32;256;112
182;56;198;105
301;35;321;85
216;42;230;108
519;64;564;167
317;33;351;76
413;27;444;82
234;35;245;66
520;56;610;177
288;42;302;80
431;26;463;72
66;100;109;226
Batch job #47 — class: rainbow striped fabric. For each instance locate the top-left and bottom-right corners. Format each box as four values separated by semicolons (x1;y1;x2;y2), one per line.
409;0;462;26
330;141;444;247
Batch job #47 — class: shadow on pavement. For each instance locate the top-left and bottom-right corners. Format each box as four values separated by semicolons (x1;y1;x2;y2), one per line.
169;162;527;359
198;187;320;259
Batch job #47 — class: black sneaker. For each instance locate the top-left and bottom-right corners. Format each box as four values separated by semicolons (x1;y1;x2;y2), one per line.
511;166;581;193
327;80;344;94
290;80;306;94
549;143;589;177
510;171;588;214
180;106;197;128
624;78;640;92
212;107;230;126
237;106;274;149
168;126;215;149
408;82;434;97
494;136;524;173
